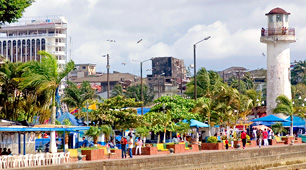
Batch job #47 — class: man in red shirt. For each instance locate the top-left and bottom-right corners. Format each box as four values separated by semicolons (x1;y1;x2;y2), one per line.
263;129;269;146
241;131;247;149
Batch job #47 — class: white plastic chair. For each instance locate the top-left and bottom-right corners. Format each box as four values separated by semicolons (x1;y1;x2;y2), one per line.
51;153;58;165
45;153;51;165
7;155;14;168
23;154;29;167
38;153;45;166
27;154;33;167
58;152;65;164
15;155;23;168
32;154;39;166
1;156;8;169
64;152;70;163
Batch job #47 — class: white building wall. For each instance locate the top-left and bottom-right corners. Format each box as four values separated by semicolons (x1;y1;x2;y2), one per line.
266;42;291;114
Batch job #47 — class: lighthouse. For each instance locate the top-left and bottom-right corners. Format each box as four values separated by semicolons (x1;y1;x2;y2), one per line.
260;7;296;115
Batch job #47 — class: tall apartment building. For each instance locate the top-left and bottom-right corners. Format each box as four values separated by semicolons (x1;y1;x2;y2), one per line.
148;57;186;97
0;16;68;94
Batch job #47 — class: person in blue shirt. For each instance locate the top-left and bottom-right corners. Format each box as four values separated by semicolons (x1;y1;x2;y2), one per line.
82;137;89;147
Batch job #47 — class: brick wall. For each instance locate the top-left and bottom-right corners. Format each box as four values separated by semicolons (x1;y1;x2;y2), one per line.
11;144;306;170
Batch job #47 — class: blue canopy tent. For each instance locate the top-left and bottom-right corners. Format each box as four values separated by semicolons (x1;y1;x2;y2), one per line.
282;116;305;127
251;115;289;122
182;119;209;128
136;108;151;115
57;112;83;126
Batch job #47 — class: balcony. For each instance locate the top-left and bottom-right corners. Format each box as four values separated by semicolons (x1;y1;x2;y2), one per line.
0;33;66;39
261;28;295;36
260;28;296;43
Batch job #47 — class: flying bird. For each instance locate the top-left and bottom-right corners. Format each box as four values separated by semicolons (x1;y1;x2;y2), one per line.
137;39;143;43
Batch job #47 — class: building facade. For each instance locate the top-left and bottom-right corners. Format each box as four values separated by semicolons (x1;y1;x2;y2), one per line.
0;16;68;94
69;63;96;81
148;57;186;97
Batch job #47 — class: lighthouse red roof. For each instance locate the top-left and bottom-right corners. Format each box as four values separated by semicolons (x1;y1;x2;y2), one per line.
266;7;290;15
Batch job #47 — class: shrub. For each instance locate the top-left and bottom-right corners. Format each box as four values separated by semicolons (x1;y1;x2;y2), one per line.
221;135;227;140
207;136;218;143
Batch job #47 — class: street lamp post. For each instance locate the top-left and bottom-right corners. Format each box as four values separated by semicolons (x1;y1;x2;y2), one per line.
193;36;211;100
85;102;89;126
102;54;110;99
133;58;152;115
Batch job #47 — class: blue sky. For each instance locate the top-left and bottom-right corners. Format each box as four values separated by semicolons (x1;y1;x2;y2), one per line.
22;0;306;76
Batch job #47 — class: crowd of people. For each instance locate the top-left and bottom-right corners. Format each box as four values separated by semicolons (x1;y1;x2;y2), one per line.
0;148;12;155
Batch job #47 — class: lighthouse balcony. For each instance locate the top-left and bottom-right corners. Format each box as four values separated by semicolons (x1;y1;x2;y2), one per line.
261;28;295;36
260;28;296;43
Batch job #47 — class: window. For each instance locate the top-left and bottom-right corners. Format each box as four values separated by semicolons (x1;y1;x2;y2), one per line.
276;15;282;22
82;66;86;69
285;15;288;22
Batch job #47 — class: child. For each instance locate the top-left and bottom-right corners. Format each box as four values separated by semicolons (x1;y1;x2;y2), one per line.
230;135;234;149
225;138;229;150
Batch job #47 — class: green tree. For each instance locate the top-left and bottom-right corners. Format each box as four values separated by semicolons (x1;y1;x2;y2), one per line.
175;122;190;141
291;61;306;85
0;61;27;120
125;85;153;105
85;126;102;144
21;50;75;153
100;125;113;143
185;68;223;99
0;0;34;25
271;123;287;136
111;83;124;98
61;81;100;118
273;95;294;136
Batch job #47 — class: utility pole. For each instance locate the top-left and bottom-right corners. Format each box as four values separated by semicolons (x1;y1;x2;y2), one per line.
107;54;110;99
140;61;143;115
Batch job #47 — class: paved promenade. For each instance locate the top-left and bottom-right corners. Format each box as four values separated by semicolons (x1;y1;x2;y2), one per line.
11;144;306;170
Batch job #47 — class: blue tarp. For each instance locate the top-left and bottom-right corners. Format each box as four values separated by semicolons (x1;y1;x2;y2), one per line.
136;108;151;115
282;116;305;127
182;119;209;128
251;115;289;122
0;126;90;132
57;112;80;126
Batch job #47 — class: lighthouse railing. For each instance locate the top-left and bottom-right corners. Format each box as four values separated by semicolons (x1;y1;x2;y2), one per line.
261;28;295;36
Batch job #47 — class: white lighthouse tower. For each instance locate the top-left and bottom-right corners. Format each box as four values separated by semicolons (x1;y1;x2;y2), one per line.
260;7;296;115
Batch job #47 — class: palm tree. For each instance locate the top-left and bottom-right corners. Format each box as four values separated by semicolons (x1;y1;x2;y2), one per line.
239;95;253;131
100;125;113;143
272;123;287;136
111;83;124;98
273;95;294;136
21;51;75;153
61;81;100;117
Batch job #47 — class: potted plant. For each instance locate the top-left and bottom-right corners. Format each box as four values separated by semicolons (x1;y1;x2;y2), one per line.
85;126;102;145
81;147;104;160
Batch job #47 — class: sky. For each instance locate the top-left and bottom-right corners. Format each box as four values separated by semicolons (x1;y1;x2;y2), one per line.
21;0;306;76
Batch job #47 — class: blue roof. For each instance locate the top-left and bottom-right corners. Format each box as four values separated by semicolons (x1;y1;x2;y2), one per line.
0;126;90;132
136;108;151;115
183;119;209;128
251;115;289;122
282;116;305;127
57;112;81;126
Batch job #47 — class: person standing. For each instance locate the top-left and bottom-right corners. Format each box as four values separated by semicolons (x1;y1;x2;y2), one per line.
120;137;127;158
225;138;229;150
241;130;247;149
230;135;234;149
258;129;263;148
82;137;88;147
253;127;257;141
135;138;143;155
128;136;133;158
263;129;269;146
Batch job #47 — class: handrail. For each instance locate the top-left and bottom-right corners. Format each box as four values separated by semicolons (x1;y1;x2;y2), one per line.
261;28;295;36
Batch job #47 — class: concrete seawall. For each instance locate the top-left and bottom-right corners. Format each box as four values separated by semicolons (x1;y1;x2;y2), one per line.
12;144;306;170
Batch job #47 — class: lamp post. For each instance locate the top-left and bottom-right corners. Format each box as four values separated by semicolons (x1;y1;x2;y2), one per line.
85;102;89;126
102;54;110;99
132;58;152;115
193;36;211;100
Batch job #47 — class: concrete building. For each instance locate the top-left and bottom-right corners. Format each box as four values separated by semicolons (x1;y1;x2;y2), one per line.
69;63;96;81
260;7;296;114
218;66;248;82
0;16;68;94
72;72;141;98
147;57;186;97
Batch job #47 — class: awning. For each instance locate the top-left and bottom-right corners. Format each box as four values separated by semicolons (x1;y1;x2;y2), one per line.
0;125;90;132
182;119;209;128
251;115;289;122
282;116;305;127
